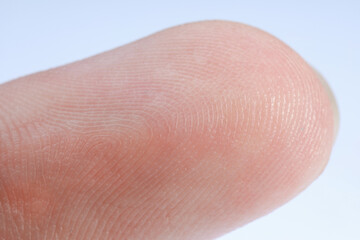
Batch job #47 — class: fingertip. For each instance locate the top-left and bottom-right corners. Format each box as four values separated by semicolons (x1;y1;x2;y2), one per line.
314;69;340;142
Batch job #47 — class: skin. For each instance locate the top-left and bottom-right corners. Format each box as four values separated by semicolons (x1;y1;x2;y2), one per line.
0;21;338;240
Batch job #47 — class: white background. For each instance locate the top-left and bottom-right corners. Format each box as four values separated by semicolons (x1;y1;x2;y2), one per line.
0;1;359;239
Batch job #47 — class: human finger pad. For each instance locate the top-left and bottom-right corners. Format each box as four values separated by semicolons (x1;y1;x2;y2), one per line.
0;21;336;239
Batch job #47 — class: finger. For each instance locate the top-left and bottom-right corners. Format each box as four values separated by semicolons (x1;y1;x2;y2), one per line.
0;20;338;240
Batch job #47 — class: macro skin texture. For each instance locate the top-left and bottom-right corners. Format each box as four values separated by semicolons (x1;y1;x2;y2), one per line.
0;21;336;239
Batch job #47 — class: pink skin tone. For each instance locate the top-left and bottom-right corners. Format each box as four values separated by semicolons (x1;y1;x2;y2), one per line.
0;21;337;239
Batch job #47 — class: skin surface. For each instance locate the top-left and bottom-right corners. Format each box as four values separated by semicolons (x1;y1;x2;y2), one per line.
0;21;337;240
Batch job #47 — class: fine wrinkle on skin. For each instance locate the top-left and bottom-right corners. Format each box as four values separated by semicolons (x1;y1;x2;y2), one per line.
0;181;53;237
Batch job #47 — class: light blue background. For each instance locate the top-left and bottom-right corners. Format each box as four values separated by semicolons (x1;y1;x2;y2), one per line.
0;1;359;239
